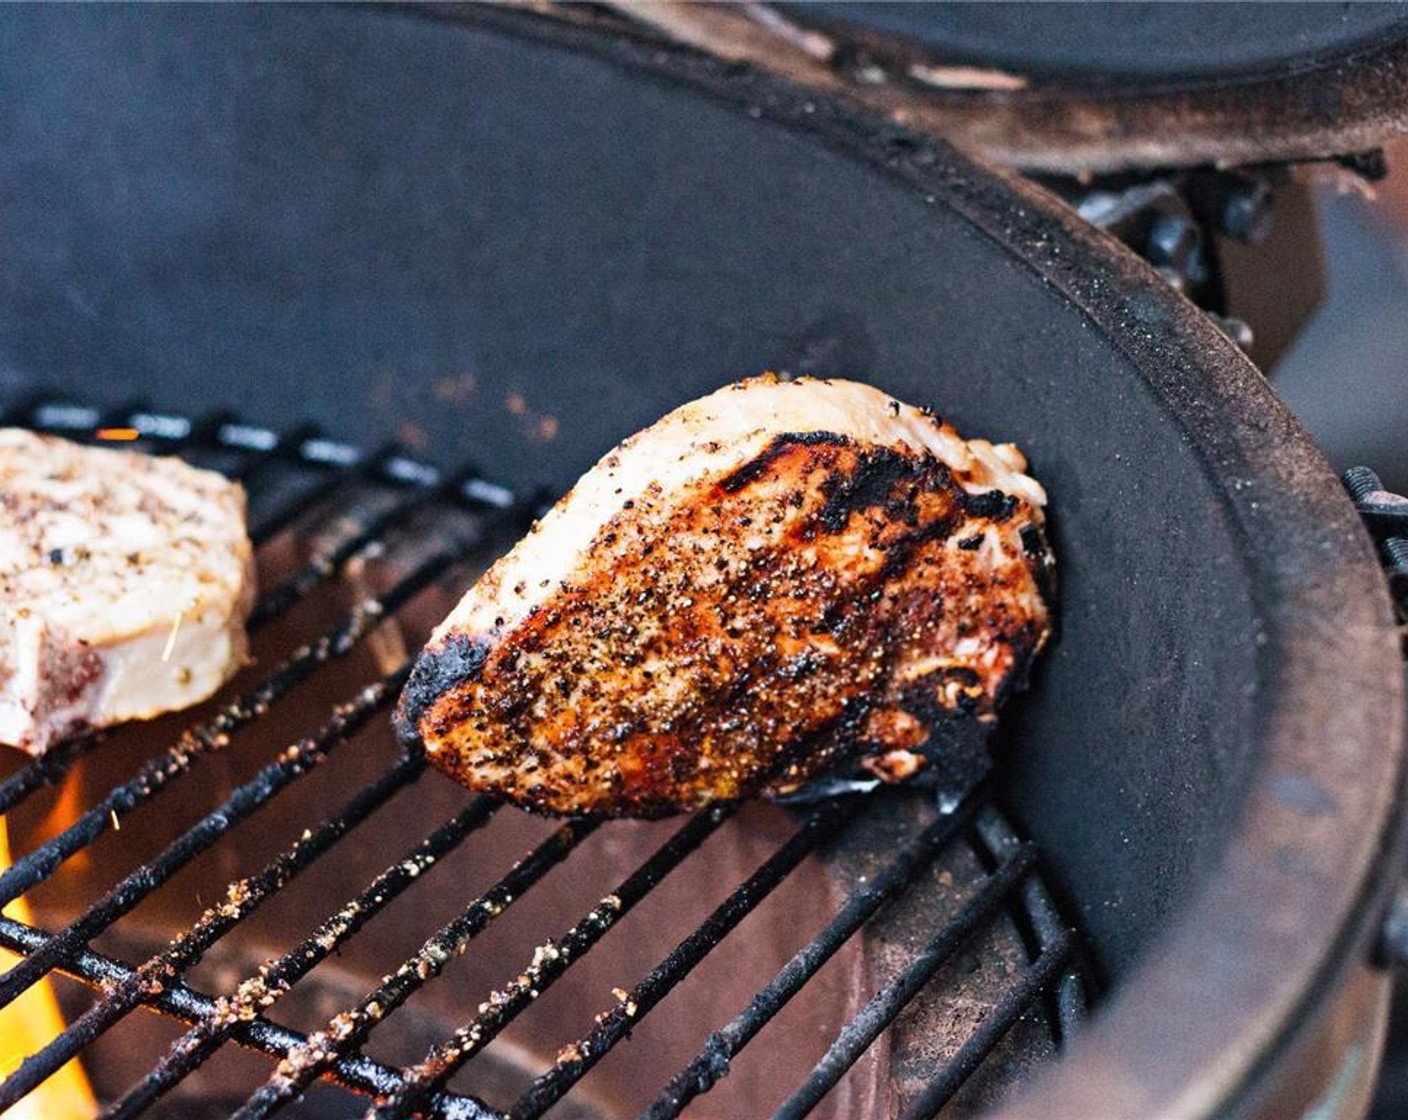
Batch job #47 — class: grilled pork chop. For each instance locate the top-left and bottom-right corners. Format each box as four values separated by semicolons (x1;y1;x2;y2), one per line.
397;375;1053;817
0;430;256;753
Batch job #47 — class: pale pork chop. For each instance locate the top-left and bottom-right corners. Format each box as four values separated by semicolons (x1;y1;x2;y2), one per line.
396;375;1053;817
0;430;256;753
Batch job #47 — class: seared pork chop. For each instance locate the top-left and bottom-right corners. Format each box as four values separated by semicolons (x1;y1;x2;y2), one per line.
0;430;256;753
397;375;1053;817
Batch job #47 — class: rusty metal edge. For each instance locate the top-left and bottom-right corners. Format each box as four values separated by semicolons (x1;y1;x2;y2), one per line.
387;6;1407;1116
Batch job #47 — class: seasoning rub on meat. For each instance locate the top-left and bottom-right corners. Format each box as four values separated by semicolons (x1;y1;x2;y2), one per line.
0;430;256;754
396;374;1054;818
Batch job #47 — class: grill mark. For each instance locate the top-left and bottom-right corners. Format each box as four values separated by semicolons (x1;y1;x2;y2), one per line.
817;446;926;533
718;431;848;494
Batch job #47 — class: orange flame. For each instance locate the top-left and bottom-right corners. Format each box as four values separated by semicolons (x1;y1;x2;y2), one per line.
0;814;97;1119
33;774;89;877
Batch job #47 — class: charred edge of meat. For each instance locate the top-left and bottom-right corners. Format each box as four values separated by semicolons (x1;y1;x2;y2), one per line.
963;488;1019;522
395;632;491;747
988;622;1046;711
1020;520;1058;632
760;698;878;800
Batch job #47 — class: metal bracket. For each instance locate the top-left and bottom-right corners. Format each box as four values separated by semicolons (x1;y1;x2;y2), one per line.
1051;168;1287;358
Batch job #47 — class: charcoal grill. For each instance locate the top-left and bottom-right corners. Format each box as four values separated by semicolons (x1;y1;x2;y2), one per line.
0;399;1086;1118
0;5;1405;1119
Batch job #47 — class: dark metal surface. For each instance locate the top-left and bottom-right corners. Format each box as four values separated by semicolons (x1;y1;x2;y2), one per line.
0;10;1278;978
0;5;1402;1117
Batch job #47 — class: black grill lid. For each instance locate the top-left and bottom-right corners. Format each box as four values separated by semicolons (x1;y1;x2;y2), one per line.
784;2;1408;87
571;0;1408;173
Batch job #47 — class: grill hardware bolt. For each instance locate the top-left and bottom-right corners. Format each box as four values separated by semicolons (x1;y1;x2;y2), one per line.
1378;882;1408;970
1344;466;1386;503
1342;467;1408;628
1188;172;1275;245
1218;177;1274;245
1144;214;1204;280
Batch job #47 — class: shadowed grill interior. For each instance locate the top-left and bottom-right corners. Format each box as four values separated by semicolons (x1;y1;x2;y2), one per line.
0;397;1087;1119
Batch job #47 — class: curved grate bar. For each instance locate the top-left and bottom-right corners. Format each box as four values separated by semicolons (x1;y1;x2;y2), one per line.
973;807;1088;1048
897;930;1075;1120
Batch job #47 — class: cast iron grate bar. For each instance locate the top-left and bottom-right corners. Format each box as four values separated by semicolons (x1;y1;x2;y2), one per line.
233;816;603;1120
0;402;504;822
0;406;349;815
642;789;986;1120
0;666;410;1025
244;459;449;630
0;400;1088;1119
0;738;426;1109
0;730;101;822
105;790;502;1120
897;931;1076;1120
973;807;1087;1049
0;477;415;826
372;802;741;1119
0;915;492;1120
0;543;465;911
771;845;1041;1120
506;794;866;1120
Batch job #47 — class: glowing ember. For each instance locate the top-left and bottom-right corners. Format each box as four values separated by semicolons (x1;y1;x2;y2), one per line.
0;814;96;1119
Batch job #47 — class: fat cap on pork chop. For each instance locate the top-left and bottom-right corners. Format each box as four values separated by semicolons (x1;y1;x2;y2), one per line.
396;374;1053;817
0;430;256;753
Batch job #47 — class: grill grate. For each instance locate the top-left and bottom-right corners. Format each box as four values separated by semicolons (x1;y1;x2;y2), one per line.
0;398;1087;1119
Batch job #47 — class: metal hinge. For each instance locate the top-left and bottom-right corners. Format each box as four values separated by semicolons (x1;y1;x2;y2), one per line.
1055;168;1282;351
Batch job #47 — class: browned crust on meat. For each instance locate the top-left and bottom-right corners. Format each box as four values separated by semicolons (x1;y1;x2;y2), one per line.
394;433;1052;818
